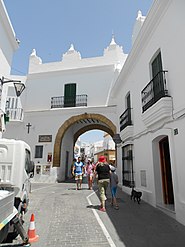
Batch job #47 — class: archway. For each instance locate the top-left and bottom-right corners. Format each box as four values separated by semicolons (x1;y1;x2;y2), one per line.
53;113;116;167
73;124;114;144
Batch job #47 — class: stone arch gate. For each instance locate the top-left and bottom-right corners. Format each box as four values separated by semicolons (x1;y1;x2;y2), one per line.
53;113;117;181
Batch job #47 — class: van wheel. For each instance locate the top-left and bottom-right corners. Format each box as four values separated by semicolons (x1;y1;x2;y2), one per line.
5;231;18;243
0;223;9;243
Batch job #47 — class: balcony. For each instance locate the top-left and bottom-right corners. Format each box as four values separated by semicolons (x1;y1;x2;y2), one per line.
119;108;133;141
141;71;169;113
51;94;87;109
120;108;132;131
141;96;172;127
141;71;173;127
6;108;23;121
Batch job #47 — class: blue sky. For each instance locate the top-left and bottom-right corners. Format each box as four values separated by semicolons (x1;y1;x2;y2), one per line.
4;0;153;143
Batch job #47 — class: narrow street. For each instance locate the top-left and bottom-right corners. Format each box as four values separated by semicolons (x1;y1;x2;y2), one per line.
12;181;185;247
23;181;124;247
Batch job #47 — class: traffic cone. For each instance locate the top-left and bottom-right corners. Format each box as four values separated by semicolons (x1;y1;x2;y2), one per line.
27;213;39;243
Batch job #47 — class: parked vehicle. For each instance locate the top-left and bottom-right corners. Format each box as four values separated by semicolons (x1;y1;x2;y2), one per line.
0;138;34;243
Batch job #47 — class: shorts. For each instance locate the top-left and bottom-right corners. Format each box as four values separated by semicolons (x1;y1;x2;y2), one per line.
111;186;117;197
87;174;94;179
75;174;83;180
98;179;109;201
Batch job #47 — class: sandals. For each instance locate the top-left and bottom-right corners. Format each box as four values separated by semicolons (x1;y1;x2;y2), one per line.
99;207;106;212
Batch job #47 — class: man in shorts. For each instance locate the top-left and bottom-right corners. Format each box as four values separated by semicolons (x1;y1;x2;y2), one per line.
72;157;85;190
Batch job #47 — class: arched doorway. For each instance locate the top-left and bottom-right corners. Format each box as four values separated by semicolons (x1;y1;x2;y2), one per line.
153;135;174;210
159;137;174;205
53;113;117;181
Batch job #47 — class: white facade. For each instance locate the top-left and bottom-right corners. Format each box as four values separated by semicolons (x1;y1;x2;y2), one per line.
2;0;185;226
0;0;20;136
89;140;104;162
103;133;115;150
110;0;185;226
4;36;127;182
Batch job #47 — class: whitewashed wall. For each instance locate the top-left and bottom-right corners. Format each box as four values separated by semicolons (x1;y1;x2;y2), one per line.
0;0;19;136
111;0;185;225
23;40;127;112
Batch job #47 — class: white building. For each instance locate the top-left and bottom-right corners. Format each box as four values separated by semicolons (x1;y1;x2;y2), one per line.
0;0;21;137
4;36;127;182
2;0;185;226
89;140;103;162
109;0;185;226
103;133;115;150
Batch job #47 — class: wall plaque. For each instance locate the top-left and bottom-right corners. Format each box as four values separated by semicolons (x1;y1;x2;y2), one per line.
39;135;52;142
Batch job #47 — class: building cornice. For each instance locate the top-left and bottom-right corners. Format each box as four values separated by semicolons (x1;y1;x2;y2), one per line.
111;0;172;96
24;104;117;115
27;63;116;80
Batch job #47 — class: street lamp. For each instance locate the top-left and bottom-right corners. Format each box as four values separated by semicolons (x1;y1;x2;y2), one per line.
0;76;25;97
112;134;122;145
0;76;25;136
112;134;122;167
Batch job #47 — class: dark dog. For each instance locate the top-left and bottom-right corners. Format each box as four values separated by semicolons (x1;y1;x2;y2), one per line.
131;188;142;204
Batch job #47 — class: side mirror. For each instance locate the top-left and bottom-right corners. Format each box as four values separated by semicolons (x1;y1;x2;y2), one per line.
28;161;35;174
29;172;34;178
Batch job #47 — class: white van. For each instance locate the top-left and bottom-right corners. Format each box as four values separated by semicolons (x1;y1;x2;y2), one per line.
0;138;34;243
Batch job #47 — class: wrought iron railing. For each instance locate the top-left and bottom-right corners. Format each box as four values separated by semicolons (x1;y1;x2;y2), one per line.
120;108;132;131
51;94;88;108
6;108;23;121
141;70;169;112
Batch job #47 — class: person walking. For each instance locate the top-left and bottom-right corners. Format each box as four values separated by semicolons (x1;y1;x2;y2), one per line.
95;156;110;212
72;157;85;190
110;166;119;209
86;159;95;190
71;158;76;179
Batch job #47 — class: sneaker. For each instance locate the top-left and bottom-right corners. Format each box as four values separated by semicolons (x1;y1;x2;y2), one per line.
114;205;119;210
99;207;106;212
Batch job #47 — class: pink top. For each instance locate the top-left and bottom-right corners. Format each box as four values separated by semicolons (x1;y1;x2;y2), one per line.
86;163;95;175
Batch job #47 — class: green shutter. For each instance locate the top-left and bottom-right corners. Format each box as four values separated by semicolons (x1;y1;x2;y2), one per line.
64;83;76;107
152;52;163;77
152;52;164;99
126;93;131;109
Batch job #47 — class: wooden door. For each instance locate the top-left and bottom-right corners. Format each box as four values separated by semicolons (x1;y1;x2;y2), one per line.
64;83;76;107
159;137;174;204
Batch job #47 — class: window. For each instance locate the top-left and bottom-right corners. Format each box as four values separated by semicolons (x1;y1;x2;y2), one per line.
4;97;14;109
151;51;163;78
35;145;43;158
125;92;132;125
120;92;132;131
151;51;164;101
141;51;167;112
122;145;134;187
25;149;31;174
64;83;76;107
126;92;131;109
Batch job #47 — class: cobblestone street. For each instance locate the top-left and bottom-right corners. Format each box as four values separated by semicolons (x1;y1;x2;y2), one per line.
23;182;124;247
11;181;185;247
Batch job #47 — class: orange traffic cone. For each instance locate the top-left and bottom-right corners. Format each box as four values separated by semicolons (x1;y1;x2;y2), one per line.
27;213;39;243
